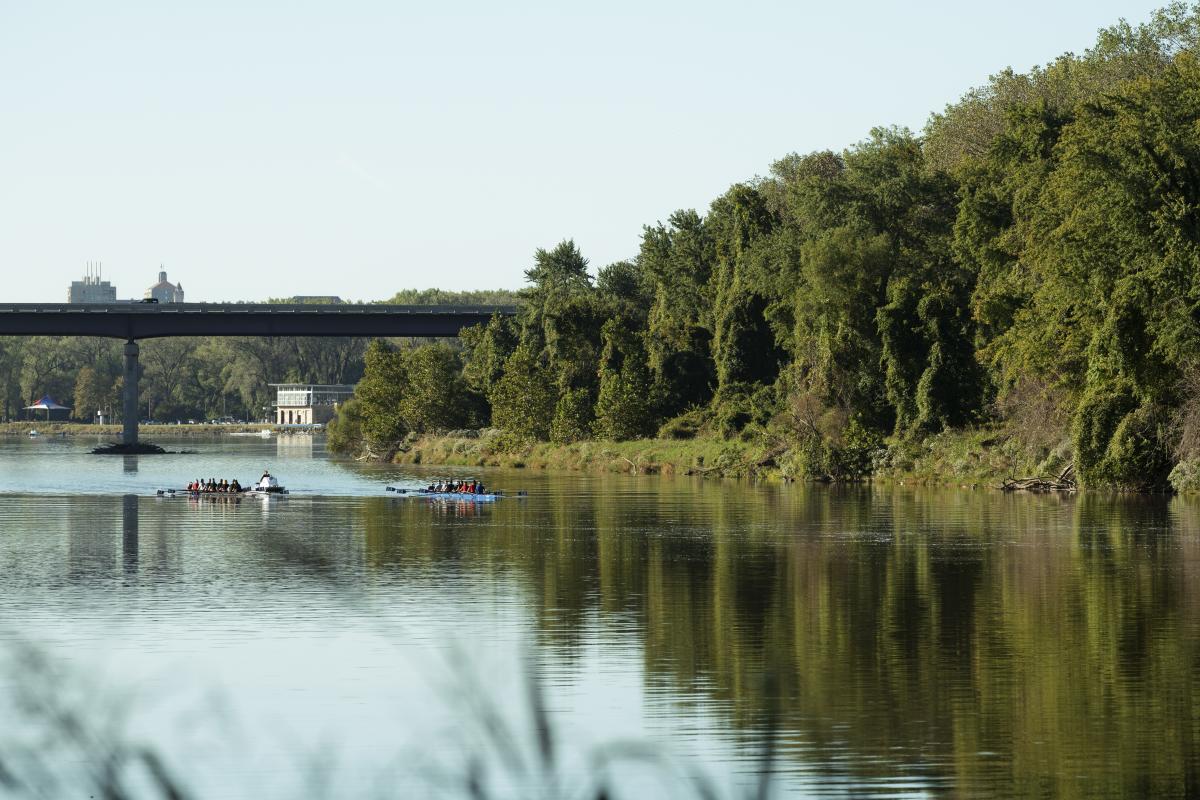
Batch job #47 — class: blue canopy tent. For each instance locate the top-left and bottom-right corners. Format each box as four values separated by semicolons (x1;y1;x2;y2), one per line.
25;395;70;421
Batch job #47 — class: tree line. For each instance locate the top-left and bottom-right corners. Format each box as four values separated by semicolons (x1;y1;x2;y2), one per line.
335;4;1200;490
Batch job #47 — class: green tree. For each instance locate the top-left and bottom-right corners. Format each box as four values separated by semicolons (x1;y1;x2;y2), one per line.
355;340;409;448
489;341;556;440
461;314;519;402
594;319;655;441
551;387;594;443
396;344;474;433
73;366;114;422
639;210;717;418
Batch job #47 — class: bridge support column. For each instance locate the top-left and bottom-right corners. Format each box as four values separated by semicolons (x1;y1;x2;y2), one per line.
123;340;139;447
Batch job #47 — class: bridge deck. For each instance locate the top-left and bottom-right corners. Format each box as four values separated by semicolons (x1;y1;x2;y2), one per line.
0;303;517;339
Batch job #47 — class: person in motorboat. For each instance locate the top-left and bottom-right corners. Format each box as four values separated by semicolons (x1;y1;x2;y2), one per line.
256;470;287;493
230;479;242;493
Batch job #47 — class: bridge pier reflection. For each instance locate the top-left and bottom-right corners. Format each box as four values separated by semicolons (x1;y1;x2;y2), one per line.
122;494;138;574
122;340;139;446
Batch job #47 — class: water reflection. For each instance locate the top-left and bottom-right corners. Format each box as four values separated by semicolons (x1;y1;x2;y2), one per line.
122;494;137;575
122;454;138;474
276;433;314;458
7;477;1200;798
355;484;1200;798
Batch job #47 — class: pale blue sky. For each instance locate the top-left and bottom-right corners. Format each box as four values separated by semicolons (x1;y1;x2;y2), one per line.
0;1;1171;303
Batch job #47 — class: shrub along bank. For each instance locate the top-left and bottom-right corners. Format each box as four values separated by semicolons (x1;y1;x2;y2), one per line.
330;7;1200;493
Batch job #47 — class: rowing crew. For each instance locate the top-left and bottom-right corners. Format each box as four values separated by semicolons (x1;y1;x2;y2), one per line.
424;480;486;494
188;470;280;494
189;478;243;493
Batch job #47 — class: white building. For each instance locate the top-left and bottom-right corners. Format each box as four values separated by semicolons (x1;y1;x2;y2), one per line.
271;384;355;425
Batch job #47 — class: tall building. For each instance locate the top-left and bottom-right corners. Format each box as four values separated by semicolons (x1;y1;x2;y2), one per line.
145;268;184;303
67;263;117;304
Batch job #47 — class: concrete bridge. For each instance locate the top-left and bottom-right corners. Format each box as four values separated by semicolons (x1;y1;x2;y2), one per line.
0;303;517;448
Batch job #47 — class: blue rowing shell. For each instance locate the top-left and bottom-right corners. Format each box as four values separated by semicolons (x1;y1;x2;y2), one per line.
405;491;500;502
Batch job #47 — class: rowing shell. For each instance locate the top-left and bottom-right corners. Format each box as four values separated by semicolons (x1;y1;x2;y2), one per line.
156;488;290;498
385;486;524;502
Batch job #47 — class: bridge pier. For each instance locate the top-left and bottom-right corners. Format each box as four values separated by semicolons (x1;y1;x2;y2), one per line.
123;340;139;447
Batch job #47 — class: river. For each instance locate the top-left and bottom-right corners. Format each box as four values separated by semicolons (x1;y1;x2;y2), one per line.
0;433;1195;798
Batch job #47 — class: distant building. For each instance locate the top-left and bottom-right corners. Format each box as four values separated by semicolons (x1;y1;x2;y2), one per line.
288;296;343;304
145;268;184;303
67;264;117;304
270;384;355;425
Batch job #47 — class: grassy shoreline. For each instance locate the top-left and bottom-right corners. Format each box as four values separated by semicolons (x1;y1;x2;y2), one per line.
388;431;768;478
14;421;1050;488
380;428;1042;487
0;421;279;437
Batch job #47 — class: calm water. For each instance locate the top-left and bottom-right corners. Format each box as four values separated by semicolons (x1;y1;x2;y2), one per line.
0;434;1197;798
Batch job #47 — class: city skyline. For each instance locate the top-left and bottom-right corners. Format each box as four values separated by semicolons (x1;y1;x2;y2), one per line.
65;264;185;303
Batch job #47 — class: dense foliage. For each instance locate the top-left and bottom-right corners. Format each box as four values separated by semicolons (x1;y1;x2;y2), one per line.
341;4;1200;490
0;335;367;424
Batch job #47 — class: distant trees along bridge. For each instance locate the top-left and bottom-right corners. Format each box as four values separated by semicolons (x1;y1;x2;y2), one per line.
0;303;517;447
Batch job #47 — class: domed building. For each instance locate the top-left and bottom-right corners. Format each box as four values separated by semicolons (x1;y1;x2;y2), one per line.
145;268;184;303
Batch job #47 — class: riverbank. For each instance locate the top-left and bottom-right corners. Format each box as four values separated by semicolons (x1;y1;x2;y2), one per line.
0;422;284;437
389;431;769;478
380;427;1052;486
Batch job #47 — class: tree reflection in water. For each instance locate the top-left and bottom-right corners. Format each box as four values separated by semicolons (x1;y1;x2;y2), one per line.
358;483;1200;798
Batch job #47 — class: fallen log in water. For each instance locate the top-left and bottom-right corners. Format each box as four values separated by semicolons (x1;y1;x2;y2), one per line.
999;464;1077;492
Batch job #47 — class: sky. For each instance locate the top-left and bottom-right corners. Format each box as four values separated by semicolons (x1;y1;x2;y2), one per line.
0;0;1174;303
